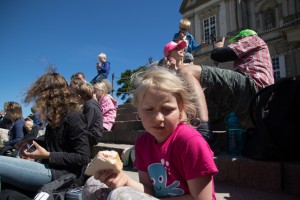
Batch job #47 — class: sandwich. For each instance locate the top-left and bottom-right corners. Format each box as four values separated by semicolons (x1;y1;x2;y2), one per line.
85;150;123;176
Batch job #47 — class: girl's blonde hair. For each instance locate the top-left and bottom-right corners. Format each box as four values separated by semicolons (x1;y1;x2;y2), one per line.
97;53;107;62
131;66;197;124
4;101;23;121
94;81;108;96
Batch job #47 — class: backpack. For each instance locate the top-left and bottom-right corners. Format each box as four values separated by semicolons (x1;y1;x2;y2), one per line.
242;77;300;161
34;173;77;200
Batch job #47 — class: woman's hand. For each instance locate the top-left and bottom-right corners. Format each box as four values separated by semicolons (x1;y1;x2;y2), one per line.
163;56;177;70
23;140;50;160
214;37;225;48
94;169;129;189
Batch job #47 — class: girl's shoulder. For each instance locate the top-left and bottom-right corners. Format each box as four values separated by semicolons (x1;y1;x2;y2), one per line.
14;118;25;125
174;123;203;142
102;94;118;105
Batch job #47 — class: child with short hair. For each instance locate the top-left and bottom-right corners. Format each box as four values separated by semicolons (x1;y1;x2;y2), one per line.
91;52;111;84
93;81;117;131
88;66;218;200
71;81;103;146
173;18;204;63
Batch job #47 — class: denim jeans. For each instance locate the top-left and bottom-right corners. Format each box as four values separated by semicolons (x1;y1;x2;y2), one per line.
90;74;106;85
0;155;52;191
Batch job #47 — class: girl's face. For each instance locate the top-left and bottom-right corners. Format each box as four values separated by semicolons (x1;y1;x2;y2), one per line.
94;88;103;100
170;46;185;61
138;87;183;143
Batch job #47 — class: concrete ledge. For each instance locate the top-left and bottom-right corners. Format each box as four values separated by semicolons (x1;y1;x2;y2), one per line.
283;162;300;194
116;104;137;115
239;158;281;190
91;143;133;158
214;155;281;191
111;120;144;131
116;112;138;121
101;130;145;145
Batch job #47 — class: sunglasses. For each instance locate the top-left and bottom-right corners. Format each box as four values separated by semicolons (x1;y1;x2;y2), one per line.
180;27;188;32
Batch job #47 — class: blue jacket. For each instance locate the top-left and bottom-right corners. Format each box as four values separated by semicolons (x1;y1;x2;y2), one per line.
97;61;110;78
5;119;25;146
173;32;201;53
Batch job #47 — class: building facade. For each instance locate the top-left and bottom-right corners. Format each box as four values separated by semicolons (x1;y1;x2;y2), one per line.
179;0;300;80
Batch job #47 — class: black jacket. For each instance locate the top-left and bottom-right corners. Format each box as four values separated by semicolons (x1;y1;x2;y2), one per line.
38;111;90;181
83;99;103;146
210;46;238;62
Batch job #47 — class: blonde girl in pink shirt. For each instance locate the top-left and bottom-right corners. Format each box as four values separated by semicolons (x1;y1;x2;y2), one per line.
93;81;118;131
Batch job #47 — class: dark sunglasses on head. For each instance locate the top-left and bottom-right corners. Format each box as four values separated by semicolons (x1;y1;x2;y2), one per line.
180;27;188;32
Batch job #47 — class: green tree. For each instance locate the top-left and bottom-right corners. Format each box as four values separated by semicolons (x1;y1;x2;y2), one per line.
116;66;147;103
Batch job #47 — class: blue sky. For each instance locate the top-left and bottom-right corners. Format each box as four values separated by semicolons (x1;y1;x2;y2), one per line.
0;0;183;117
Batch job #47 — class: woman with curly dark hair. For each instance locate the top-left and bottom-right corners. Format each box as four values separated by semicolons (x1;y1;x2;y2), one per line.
0;69;91;192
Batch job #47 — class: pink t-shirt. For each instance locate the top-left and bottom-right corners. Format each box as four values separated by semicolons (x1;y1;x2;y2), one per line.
228;35;274;89
134;122;218;199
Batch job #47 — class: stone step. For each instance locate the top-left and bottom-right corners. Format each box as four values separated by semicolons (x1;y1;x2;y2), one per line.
104;128;227;150
100;130;145;145
91;142;134;158
116;103;137;115
116;112;138;121
111;120;144;132
214;154;300;195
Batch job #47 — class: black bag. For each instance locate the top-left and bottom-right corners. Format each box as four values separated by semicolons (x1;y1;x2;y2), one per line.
242;77;300;161
35;173;77;200
0;145;18;157
0;189;32;200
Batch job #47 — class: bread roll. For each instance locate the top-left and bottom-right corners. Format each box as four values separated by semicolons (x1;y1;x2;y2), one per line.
85;150;123;176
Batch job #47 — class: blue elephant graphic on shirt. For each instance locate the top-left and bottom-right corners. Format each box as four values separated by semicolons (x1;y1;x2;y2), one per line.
148;163;184;197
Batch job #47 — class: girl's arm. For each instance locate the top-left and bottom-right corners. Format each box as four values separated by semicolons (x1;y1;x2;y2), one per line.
94;170;154;195
161;175;213;200
187;175;213;200
135;170;154;195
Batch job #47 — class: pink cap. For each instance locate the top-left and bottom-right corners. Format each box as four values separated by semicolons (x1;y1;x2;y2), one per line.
163;40;187;57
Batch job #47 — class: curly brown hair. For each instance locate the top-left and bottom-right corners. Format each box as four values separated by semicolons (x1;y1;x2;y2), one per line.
24;70;80;128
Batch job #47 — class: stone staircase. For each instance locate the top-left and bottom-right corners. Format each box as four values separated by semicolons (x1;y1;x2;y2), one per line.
92;103;300;196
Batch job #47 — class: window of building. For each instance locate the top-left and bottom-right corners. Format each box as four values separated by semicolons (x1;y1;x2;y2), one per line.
203;16;216;44
272;55;286;79
272;57;280;79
